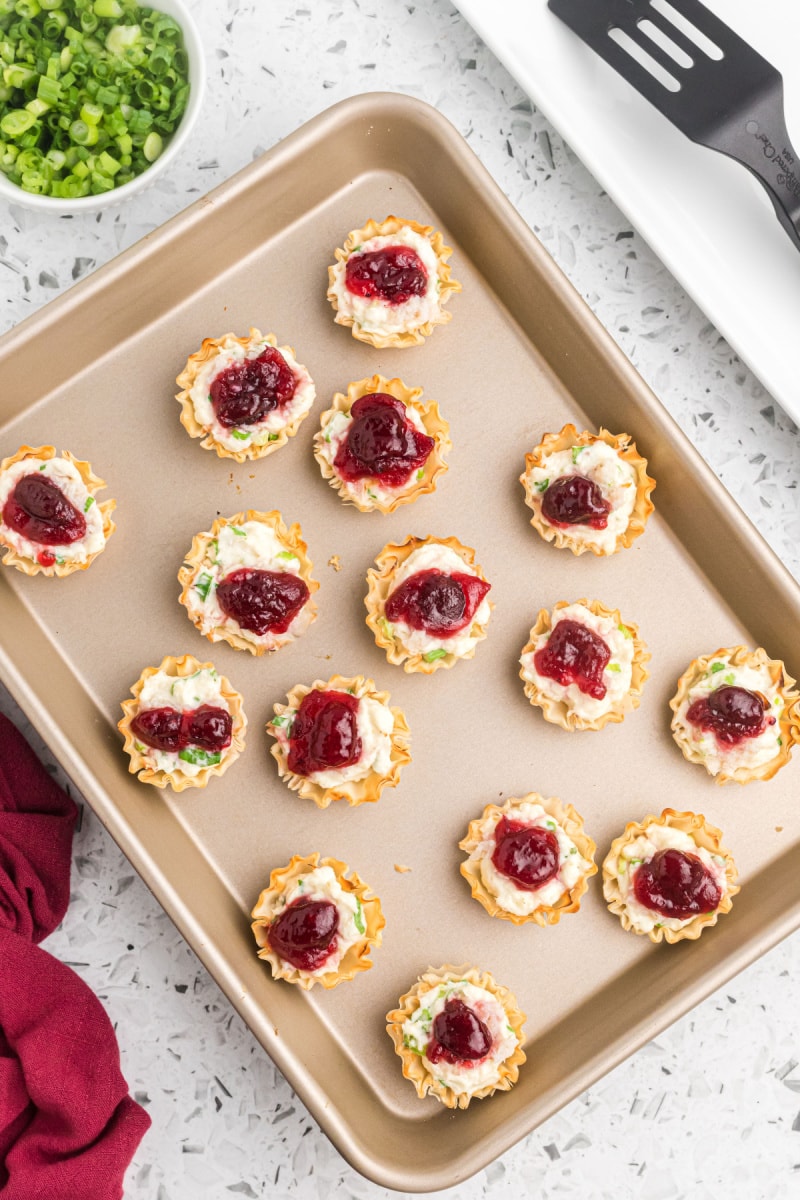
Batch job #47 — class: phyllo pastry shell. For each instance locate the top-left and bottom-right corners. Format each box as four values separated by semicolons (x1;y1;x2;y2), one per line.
0;445;115;577
459;793;597;925
519;598;649;731
267;674;411;809
314;375;450;514
118;654;246;791
365;535;493;673
175;328;315;462
386;965;526;1109
669;645;799;785
250;853;384;990
602;809;739;944
520;424;655;556
327;216;461;348
178;509;318;656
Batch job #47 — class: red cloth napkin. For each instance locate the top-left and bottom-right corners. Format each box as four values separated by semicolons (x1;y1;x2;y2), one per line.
0;712;150;1198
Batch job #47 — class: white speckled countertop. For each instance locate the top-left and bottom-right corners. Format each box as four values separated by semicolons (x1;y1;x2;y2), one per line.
1;2;799;1197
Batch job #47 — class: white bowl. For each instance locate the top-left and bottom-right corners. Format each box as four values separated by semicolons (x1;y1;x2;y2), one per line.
0;0;205;214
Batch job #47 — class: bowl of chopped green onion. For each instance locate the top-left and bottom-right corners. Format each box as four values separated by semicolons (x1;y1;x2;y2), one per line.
0;0;204;210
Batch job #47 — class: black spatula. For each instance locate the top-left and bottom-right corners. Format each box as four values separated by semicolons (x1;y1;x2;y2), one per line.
547;0;800;253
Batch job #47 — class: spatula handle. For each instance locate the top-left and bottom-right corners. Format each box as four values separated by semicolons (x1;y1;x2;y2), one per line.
715;92;800;254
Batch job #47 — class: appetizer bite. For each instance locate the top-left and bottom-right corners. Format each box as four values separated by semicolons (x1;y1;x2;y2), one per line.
519;599;649;731
386;966;526;1109
250;853;384;990
459;794;597;924
365;535;492;672
602;809;738;943
267;674;411;808
176;328;315;461
314;375;450;513
669;645;799;784
119;654;246;791
327;216;461;348
178;510;318;655
0;445;115;576
520;424;655;556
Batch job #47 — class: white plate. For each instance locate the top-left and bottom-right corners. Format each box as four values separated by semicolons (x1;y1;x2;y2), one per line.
453;0;800;424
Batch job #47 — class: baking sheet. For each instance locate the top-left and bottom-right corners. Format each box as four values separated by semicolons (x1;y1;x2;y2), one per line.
1;94;799;1191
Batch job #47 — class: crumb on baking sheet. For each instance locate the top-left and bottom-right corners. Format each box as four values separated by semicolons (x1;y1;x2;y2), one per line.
394;863;412;873
328;555;342;571
776;826;784;832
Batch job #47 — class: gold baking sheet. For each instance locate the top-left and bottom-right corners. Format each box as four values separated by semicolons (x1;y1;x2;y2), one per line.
1;94;799;1191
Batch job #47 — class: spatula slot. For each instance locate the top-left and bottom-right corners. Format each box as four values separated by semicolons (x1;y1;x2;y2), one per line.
608;27;681;91
637;18;693;69
650;0;724;60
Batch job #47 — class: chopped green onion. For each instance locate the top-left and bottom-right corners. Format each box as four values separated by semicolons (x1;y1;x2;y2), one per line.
267;432;279;442
142;129;161;160
607;662;621;673
231;428;250;441
270;715;290;728
353;899;365;935
231;526;246;537
415;468;424;480
710;662;725;673
535;477;549;492
276;551;296;560
571;445;584;464
194;572;212;601
178;747;221;767
83;494;95;512
423;648;447;662
1;108;37;136
617;623;632;639
723;673;735;685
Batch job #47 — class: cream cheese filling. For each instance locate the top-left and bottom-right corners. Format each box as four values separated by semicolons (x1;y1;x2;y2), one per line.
401;980;519;1095
184;519;313;649
526;440;637;552
189;337;315;452
273;692;395;787
330;225;443;335
317;403;430;507
520;602;634;721
0;456;105;563
672;654;783;775
467;801;591;916
133;668;229;779
383;542;491;658
264;865;363;977
615;823;728;934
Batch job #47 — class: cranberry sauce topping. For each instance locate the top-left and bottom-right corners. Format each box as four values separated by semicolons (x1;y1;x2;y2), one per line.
3;474;86;546
685;684;774;747
216;568;310;636
491;817;560;891
130;705;232;753
333;393;435;487
427;997;493;1065
632;848;722;921
533;618;611;701
385;569;491;638
541;475;611;530
268;897;339;972
344;244;428;305
209;346;296;429
287;689;363;777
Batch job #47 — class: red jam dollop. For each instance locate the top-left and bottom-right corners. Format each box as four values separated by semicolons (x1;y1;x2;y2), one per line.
685;684;774;746
216;568;310;636
632;848;722;920
427;996;493;1065
287;689;362;777
541;475;611;529
385;569;490;637
333;393;435;487
3;473;86;546
268;897;339;971
533;618;611;701
491;816;560;891
130;705;232;753
344;244;428;305
209;346;296;429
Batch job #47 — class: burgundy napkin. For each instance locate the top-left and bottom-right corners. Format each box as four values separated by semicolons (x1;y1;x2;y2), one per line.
0;712;150;1198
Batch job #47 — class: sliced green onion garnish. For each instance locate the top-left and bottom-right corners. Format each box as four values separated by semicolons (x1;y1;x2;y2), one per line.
194;572;212;601
423;648;447;662
607;662;621;672
83;494;95;512
178;747;221;767
231;428;250;441
535;477;549;492
571;445;584;463
710;662;725;673
267;432;279;442
353;899;365;935
617;623;632;639
231;526;246;537
276;550;296;560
